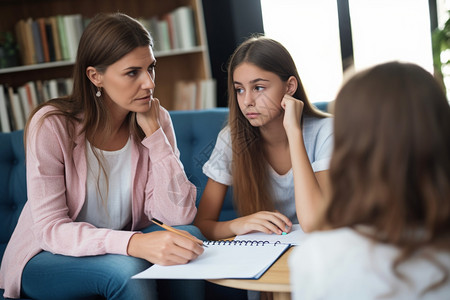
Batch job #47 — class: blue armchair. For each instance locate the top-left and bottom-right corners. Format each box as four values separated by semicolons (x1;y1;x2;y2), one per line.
170;108;235;220
0;130;27;265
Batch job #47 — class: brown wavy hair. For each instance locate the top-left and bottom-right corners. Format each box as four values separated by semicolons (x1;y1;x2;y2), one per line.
25;12;153;144
327;61;450;290
226;36;328;216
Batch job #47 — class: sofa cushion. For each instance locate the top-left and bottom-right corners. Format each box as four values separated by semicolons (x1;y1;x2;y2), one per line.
0;130;27;263
169;108;236;221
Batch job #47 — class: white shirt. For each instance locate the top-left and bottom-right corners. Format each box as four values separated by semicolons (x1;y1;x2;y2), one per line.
289;227;450;300
76;138;132;230
202;115;334;223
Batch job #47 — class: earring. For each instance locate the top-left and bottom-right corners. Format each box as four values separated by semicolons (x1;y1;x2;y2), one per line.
96;87;102;98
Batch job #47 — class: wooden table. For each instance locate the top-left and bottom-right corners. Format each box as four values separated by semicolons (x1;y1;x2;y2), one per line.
208;247;294;300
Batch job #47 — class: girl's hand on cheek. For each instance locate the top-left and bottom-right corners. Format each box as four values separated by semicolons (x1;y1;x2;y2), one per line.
281;94;303;134
136;97;161;137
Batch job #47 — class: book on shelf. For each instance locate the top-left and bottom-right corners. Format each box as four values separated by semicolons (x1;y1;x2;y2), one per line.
174;81;197;111
47;79;59;100
12;14;86;67
37;18;51;63
56;15;71;61
48;17;62;61
173;79;216;111
200;79;216;109
8;87;25;131
24;81;39;109
0;84;11;133
63;14;84;61
148;17;162;51
17;86;30;121
139;5;197;52
14;19;30;66
156;19;171;52
19;18;34;65
31;19;44;64
172;6;197;49
138;16;168;52
0;79;73;132
162;13;178;50
23;19;36;65
44;20;56;62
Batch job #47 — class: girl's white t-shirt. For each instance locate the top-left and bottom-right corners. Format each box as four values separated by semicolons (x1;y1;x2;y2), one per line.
202;115;334;223
76;138;132;230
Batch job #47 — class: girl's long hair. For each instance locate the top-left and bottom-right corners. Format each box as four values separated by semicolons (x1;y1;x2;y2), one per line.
227;36;328;216
327;61;450;290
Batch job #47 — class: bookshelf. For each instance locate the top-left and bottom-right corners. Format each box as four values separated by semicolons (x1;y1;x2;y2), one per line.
0;0;213;132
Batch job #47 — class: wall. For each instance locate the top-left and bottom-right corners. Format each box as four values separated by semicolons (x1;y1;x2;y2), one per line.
202;0;264;107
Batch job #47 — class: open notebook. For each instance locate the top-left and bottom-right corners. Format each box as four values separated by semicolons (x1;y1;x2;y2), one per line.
132;240;289;280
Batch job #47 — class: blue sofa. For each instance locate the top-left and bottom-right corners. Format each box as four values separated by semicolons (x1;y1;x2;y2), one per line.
0;102;329;299
0;108;235;299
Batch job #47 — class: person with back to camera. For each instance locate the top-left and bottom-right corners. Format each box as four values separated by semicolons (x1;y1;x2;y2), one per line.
289;61;450;299
194;36;334;240
0;13;206;300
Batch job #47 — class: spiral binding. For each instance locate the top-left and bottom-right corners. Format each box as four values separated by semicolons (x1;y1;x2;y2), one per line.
203;240;282;246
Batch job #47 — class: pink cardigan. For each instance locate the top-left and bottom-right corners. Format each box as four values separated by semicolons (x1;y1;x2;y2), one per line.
0;105;197;298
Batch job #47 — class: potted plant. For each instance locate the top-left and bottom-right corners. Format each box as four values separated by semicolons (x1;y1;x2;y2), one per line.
0;31;19;68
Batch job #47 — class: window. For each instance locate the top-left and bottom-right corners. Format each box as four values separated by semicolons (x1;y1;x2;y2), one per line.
349;0;433;73
261;0;434;102
261;0;343;103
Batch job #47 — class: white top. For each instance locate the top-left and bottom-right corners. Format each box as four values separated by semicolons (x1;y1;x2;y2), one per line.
289;227;450;300
202;115;334;223
76;138;132;230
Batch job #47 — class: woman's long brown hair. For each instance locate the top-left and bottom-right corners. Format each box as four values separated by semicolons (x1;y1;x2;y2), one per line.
23;13;153;207
226;36;328;216
327;61;450;290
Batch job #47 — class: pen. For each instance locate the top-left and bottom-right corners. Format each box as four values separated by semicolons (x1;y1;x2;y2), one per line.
151;218;207;247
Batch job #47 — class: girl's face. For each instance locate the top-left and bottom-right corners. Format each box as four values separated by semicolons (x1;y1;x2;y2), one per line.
99;46;156;116
233;62;287;127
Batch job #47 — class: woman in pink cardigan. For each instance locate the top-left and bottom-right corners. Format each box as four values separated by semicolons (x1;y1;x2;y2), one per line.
0;13;204;299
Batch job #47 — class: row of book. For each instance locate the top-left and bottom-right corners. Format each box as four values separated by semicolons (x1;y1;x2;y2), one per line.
0;80;72;132
0;77;216;132
12;6;197;67
15;14;87;65
138;6;198;52
173;79;216;111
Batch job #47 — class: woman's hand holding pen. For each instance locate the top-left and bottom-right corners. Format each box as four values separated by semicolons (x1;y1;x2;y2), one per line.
136;97;161;137
127;231;204;266
281;94;304;136
228;211;292;236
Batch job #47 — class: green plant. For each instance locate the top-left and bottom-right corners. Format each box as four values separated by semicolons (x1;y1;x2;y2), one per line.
0;31;19;68
432;13;450;90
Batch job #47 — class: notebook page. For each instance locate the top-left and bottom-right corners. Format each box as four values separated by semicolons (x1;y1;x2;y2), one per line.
234;224;307;245
132;242;289;280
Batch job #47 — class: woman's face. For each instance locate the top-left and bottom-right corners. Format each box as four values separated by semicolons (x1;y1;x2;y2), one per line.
233;62;287;127
100;46;156;116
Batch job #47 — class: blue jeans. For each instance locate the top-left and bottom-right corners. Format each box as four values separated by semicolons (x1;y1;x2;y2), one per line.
21;225;206;300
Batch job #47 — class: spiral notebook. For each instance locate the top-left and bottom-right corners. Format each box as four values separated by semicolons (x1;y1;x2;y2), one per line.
132;240;290;280
234;224;306;246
